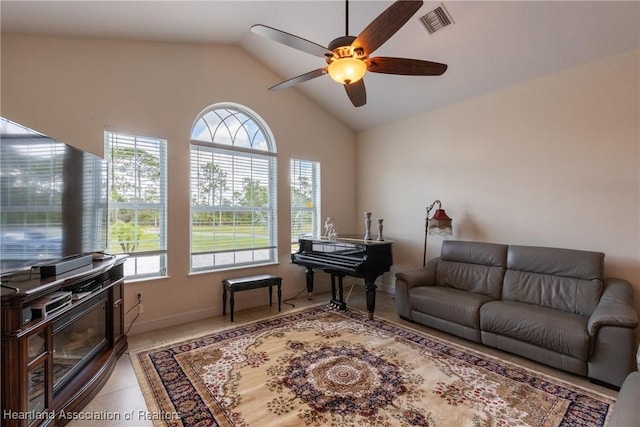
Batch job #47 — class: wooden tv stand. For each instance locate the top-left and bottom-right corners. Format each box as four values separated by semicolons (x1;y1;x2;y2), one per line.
1;255;128;427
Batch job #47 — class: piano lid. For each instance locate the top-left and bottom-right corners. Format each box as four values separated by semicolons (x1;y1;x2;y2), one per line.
300;234;393;245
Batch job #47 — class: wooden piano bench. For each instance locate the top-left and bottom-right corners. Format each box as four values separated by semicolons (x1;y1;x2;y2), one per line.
222;274;282;322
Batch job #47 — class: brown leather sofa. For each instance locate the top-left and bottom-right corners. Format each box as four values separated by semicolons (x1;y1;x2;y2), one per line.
395;240;638;388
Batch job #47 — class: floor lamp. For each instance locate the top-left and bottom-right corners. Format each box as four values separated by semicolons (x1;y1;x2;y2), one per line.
423;200;453;267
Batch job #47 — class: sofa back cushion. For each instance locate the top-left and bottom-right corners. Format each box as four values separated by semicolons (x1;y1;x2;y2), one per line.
503;245;604;317
436;241;508;300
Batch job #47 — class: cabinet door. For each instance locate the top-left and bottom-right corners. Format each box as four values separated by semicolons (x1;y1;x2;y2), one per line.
27;363;47;423
27;328;47;364
26;326;51;426
111;279;125;344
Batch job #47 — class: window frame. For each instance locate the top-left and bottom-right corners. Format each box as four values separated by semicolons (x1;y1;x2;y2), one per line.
104;130;168;280
290;158;321;252
189;103;278;272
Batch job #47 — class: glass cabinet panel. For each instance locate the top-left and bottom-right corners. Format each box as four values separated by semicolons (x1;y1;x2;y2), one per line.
52;294;108;392
27;364;46;422
27;329;46;364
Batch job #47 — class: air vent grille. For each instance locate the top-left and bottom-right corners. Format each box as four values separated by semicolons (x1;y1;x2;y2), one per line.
419;4;454;34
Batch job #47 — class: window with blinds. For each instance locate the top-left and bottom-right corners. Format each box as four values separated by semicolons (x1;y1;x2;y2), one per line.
190;104;277;271
105;131;167;279
290;159;321;252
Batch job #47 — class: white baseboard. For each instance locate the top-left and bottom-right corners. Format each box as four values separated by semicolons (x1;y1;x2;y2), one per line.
126;287;316;336
127;306;215;336
379;282;395;295
126;281;395;337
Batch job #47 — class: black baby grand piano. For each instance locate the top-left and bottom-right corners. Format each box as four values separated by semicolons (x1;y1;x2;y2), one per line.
291;235;393;319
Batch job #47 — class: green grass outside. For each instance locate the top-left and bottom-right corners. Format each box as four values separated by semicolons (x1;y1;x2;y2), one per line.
108;225;269;253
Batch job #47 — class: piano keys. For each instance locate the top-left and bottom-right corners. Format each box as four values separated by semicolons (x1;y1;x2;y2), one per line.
291;235;393;319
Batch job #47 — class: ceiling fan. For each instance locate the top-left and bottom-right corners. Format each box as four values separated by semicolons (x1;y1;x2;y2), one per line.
250;0;447;107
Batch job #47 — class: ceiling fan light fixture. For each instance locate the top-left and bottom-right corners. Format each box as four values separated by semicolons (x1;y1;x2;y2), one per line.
327;57;367;84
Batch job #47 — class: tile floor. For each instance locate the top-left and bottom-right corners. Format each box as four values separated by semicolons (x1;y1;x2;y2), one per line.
68;289;618;426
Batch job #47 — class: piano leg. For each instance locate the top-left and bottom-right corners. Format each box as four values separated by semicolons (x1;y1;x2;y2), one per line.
329;273;346;311
330;274;337;301
364;279;376;320
305;267;314;300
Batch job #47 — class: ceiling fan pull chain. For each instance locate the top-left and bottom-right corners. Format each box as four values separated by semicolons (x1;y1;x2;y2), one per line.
345;0;349;36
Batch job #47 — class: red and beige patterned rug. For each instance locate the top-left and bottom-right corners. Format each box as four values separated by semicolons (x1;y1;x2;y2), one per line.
130;305;614;426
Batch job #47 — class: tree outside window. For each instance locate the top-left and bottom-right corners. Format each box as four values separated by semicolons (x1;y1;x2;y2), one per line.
291;159;321;252
190;104;277;271
105;131;167;279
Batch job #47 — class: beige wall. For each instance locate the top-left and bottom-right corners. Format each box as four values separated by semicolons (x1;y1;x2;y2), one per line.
3;33;639;339
1;34;358;333
357;49;640;339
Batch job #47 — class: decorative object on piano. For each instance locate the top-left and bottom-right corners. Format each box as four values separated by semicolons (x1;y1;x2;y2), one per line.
423;200;453;266
363;211;372;240
324;217;338;238
376;219;384;241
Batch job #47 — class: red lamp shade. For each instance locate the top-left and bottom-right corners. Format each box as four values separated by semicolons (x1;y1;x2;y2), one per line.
428;208;453;235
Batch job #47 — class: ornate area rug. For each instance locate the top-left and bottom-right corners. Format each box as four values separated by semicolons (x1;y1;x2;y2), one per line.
130;306;614;426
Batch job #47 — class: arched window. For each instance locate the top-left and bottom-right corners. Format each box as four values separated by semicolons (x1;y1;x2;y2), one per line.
189;103;277;271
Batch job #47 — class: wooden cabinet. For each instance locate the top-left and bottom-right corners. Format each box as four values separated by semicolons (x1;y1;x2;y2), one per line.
1;256;128;426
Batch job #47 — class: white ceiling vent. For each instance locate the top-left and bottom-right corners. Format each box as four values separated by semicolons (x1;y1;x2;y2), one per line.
419;3;454;34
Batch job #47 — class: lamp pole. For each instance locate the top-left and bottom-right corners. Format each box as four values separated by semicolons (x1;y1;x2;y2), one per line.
423;200;442;267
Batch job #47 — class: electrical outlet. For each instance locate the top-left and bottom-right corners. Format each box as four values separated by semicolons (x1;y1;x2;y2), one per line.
137;293;144;313
137;293;142;303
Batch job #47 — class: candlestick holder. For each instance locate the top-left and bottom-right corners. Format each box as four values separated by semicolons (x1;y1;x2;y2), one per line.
376;219;384;241
364;212;372;240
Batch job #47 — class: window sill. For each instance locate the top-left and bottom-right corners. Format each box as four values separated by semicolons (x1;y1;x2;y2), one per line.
188;261;280;277
125;275;170;284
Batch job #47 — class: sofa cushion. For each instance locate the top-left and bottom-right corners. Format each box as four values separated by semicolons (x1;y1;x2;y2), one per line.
409;286;495;329
437;241;508;300
502;245;604;317
480;300;590;360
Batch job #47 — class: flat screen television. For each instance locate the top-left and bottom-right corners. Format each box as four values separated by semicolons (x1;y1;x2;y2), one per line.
0;117;108;277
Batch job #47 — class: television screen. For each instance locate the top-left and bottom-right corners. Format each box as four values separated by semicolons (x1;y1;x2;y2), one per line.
0;118;108;276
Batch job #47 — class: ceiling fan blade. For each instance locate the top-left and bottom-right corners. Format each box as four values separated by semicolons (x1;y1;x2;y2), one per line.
352;0;424;55
344;79;366;107
268;68;327;91
366;57;447;75
251;24;333;58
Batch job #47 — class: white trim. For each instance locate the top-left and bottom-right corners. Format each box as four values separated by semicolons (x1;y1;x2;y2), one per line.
126;306;215;336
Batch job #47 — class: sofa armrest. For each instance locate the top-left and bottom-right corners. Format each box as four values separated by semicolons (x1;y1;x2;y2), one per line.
587;278;638;337
394;258;439;320
395;257;439;290
608;372;640;426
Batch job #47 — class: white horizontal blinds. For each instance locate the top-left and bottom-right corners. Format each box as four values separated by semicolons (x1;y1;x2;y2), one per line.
190;104;277;271
105;131;167;278
290;159;321;250
81;151;108;254
0;137;66;259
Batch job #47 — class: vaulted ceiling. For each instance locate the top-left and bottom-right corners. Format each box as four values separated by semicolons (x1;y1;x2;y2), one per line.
2;1;639;131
